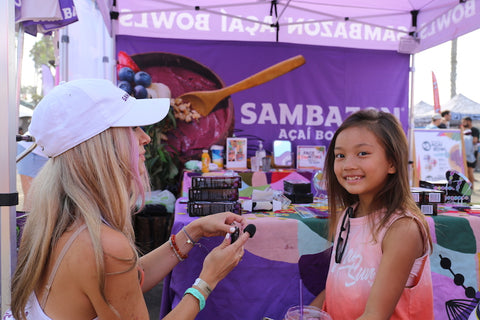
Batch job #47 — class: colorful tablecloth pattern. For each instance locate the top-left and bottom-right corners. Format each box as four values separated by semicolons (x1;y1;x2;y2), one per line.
165;171;480;319
160;201;480;320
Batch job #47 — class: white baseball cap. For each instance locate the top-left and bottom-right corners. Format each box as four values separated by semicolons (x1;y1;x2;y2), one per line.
29;79;170;157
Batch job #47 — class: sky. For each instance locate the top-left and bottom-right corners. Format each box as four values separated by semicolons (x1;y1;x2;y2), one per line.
21;34;41;89
414;28;480;107
21;28;480;108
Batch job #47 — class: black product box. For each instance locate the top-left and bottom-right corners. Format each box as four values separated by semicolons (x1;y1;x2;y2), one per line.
187;201;241;217
283;180;311;194
284;191;313;204
410;187;445;204
417;203;438;215
191;176;241;189
423;189;445;203
410;187;424;204
188;188;239;202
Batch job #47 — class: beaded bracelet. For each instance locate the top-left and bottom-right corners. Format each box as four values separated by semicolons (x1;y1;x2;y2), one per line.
182;226;198;246
169;234;188;261
184;287;206;311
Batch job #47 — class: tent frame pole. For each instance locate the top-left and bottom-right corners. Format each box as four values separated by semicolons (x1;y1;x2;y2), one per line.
0;0;18;314
409;53;417;186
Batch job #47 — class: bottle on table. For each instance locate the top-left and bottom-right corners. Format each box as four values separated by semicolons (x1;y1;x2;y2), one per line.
201;149;211;173
256;141;266;171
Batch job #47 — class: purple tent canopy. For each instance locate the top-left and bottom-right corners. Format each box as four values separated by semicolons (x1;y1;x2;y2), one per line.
112;0;480;53
15;0;78;35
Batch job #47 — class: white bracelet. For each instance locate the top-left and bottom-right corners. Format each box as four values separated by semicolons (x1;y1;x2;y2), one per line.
193;278;212;297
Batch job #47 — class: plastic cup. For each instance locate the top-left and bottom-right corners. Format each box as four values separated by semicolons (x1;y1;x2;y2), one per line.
284;305;332;320
210;144;224;169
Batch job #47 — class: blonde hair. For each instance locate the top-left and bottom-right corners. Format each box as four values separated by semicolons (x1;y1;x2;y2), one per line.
11;127;149;319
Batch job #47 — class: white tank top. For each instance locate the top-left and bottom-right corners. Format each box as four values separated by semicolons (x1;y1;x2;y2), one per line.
3;225;99;320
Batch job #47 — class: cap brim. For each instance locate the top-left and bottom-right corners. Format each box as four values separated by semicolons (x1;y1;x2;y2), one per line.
111;97;170;127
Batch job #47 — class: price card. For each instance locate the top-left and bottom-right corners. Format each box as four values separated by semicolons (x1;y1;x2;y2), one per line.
296;145;326;170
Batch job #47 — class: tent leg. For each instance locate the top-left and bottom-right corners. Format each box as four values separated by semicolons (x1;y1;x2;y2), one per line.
16;23;24;113
408;54;417;187
59;26;69;82
0;0;19;314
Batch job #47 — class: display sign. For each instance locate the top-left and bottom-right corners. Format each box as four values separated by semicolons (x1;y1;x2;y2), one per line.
116;36;410;160
296;145;326;170
413;129;466;183
226;137;247;170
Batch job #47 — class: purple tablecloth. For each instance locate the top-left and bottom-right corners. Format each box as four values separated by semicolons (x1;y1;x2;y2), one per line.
159;198;331;320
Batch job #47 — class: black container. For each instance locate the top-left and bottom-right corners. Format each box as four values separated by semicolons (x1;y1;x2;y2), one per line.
191;176;241;189
187;201;241;217
284;180;312;194
284;191;314;204
133;204;173;255
188;188;239;202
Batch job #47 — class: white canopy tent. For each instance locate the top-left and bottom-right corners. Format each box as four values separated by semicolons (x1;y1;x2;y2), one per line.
445;93;480;124
2;0;480;313
413;100;436;127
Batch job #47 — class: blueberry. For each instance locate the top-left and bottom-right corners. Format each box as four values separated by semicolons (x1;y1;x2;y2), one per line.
118;81;133;95
134;71;152;87
118;67;135;83
134;85;148;99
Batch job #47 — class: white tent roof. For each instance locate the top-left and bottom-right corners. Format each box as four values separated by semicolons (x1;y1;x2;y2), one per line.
413;100;434;116
445;93;480;115
19;105;33;118
413;100;435;127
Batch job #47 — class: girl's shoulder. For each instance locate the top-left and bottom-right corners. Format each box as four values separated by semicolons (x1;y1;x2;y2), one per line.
99;225;135;258
64;224;135;274
384;210;430;254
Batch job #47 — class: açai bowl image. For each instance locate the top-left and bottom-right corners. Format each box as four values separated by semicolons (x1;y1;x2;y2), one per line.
130;52;234;162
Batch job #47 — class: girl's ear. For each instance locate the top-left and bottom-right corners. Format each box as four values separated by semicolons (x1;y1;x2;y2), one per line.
388;162;396;174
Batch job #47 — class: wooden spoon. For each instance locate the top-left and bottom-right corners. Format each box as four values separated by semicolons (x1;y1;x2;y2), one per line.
178;55;306;116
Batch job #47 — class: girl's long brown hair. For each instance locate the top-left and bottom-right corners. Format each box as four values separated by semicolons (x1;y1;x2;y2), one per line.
324;109;431;245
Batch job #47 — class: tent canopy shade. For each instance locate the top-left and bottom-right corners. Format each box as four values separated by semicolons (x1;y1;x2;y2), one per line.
109;0;480;53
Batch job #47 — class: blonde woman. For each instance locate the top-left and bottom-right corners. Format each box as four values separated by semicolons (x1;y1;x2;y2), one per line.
4;79;250;320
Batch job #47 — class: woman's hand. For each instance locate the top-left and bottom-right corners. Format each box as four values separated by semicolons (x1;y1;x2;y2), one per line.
199;231;250;290
186;212;246;240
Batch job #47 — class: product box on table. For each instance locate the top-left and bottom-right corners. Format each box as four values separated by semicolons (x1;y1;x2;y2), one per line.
283;180;311;194
187;201;242;217
410;187;424;204
284;191;313;204
191;176;241;189
188;188;239;202
417;203;438;215
410;187;445;204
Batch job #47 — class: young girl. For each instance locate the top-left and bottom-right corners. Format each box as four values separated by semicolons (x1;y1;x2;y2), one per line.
5;79;250;320
311;109;433;319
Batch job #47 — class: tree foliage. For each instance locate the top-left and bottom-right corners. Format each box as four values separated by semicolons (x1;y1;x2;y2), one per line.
29;35;54;72
20;34;55;105
20;85;43;105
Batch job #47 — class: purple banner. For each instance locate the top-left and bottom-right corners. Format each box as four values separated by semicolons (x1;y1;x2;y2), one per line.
116;35;409;159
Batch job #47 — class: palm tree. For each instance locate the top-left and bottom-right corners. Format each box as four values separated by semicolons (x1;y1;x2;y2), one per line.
451;38;457;99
